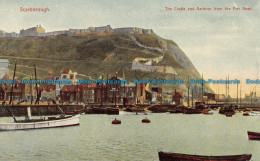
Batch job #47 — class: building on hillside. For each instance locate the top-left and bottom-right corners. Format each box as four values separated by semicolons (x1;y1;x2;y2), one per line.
20;25;45;37
0;30;6;37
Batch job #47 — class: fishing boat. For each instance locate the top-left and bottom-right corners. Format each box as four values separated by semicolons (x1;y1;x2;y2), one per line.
183;108;202;114
219;105;235;115
243;112;250;116
0;113;80;131
0;63;80;131
158;152;252;161
247;131;260;140
248;111;260;116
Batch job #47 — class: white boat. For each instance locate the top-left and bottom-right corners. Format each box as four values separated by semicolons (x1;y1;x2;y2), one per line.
0;114;80;131
249;111;260;116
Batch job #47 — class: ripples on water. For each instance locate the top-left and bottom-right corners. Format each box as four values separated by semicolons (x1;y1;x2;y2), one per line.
0;112;259;161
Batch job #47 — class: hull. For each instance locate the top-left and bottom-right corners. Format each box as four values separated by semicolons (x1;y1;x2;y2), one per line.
0;114;80;131
248;112;260;116
158;152;252;161
248;131;260;140
184;108;201;114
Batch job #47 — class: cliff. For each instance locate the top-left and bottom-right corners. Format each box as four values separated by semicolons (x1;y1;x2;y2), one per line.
0;29;213;94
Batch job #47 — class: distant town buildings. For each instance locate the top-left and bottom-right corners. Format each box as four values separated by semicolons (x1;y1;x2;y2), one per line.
0;25;154;38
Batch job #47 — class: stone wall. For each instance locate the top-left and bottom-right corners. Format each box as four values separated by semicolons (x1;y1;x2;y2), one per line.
1;25;154;38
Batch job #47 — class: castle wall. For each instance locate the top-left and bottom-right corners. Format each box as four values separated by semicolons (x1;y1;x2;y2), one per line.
1;25;154;38
20;25;45;37
113;27;153;35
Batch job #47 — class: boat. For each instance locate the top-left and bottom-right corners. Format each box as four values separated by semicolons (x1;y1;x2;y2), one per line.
243;112;250;116
219;105;235;115
112;118;121;124
158;152;252;161
142;118;150;123
183;108;202;114
169;109;183;114
106;108;119;115
203;109;213;115
248;131;260;140
0;63;80;131
226;114;233;117
0;114;80;131
248;111;260;116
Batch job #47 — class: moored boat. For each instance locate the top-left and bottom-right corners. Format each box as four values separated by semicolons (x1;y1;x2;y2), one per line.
0;114;80;131
142;118;150;123
219;106;235;115
226;114;233;117
183;108;202;114
158;151;252;161
248;111;260;116
248;131;260;140
243;112;249;116
112;118;121;124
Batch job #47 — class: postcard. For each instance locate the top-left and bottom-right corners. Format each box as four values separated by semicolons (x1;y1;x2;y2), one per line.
0;0;259;160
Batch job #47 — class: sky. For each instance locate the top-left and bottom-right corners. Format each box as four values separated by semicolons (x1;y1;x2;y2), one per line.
0;0;259;97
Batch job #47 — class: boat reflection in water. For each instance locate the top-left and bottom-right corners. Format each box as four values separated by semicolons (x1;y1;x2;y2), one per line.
158;152;252;161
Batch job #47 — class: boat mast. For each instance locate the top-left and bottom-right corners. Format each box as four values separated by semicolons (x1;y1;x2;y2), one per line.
201;73;203;101
240;86;241;105
9;63;16;105
106;74;108;104
191;86;194;108
8;62;17;122
187;76;189;107
30;76;33;104
135;69;138;105
34;64;39;104
228;74;229;100
101;74;103;106
237;81;238;105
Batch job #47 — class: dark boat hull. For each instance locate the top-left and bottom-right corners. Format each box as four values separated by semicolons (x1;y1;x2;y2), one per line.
248;131;260;140
184;109;201;114
158;152;252;161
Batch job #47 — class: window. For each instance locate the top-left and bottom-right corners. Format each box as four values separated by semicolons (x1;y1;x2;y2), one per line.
62;74;67;79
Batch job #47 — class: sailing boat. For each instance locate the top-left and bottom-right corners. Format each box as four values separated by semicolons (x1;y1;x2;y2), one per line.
0;110;80;131
0;63;80;131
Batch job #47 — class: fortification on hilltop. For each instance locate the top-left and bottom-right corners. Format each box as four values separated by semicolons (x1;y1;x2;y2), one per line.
0;25;154;38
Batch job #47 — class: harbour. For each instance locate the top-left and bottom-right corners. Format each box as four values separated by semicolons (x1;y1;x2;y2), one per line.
0;112;259;160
